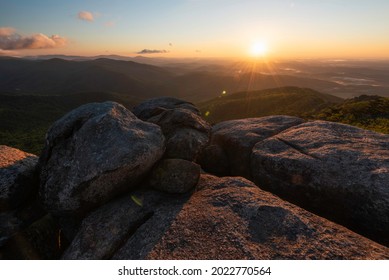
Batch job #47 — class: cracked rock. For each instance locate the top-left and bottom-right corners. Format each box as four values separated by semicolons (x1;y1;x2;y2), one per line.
251;120;389;246
38;102;165;217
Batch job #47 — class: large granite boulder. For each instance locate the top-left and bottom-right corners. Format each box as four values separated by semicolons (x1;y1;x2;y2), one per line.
251;121;389;246
62;190;189;259
143;175;388;259
63;175;389;259
134;98;210;161
200;116;304;178
38;101;165;216
0;145;38;211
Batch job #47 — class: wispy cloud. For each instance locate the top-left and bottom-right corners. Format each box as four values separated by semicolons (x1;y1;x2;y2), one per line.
104;21;115;27
137;49;169;54
0;27;67;50
0;27;15;36
78;11;94;22
0;49;18;56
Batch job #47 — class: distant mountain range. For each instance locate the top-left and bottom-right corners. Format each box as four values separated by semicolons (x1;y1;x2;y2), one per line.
2;57;388;102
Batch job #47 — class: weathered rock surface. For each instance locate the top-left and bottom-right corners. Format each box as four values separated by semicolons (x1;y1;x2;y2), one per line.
62;191;189;259
201;116;304;178
1;214;62;259
38;101;165;216
0;199;46;247
132;97;200;121
0;146;43;247
134;97;211;161
0;145;39;211
149;159;200;194
142;175;388;259
251;121;389;246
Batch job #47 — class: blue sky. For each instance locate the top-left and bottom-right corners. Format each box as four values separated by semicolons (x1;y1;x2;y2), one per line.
1;0;388;58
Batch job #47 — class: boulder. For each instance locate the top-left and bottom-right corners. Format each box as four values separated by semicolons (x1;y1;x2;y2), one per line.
116;175;389;259
251;121;389;246
62;174;388;260
38;101;165;216
132;97;200;121
201;116;304;178
146;107;210;161
149;159;200;194
62;190;189;259
0;199;46;247
0;145;39;211
1;214;62;259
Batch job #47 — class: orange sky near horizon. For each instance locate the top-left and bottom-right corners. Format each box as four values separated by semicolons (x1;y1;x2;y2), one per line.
1;1;389;60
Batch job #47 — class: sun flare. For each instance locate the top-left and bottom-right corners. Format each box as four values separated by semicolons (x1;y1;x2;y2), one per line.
250;41;268;57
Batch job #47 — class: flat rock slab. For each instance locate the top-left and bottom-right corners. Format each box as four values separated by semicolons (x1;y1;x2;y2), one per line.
39;101;165;216
251;121;389;246
201;116;304;177
144;175;388;259
0;145;38;211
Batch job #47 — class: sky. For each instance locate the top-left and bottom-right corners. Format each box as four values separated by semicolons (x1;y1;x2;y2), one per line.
0;0;389;59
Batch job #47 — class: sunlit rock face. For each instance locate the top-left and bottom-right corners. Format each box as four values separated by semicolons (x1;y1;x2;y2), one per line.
39;101;165;216
251;121;389;246
63;175;389;260
200;116;304;178
2;99;389;259
133;97;210;161
0;145;38;212
0;146;45;248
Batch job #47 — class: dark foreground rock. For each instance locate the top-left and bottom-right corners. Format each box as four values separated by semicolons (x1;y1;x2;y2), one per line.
0;145;39;211
1;214;61;259
39;101;165;216
149;159;200;194
251;121;389;246
0;146;43;247
62;191;189;259
63;175;388;259
200;116;304;178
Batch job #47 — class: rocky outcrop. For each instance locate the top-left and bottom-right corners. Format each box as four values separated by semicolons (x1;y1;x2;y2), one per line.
251;121;389;246
38;101;165;216
133;97;210;161
143;175;388;259
200;116;304;178
2;100;389;259
149;159;200;194
63;175;388;260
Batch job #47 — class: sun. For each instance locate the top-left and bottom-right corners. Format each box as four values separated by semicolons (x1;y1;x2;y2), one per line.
250;41;268;57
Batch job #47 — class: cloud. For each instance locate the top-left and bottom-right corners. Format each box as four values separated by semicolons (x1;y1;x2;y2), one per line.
78;11;94;22
0;49;18;56
104;21;115;27
0;27;15;36
0;27;67;50
137;49;169;54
